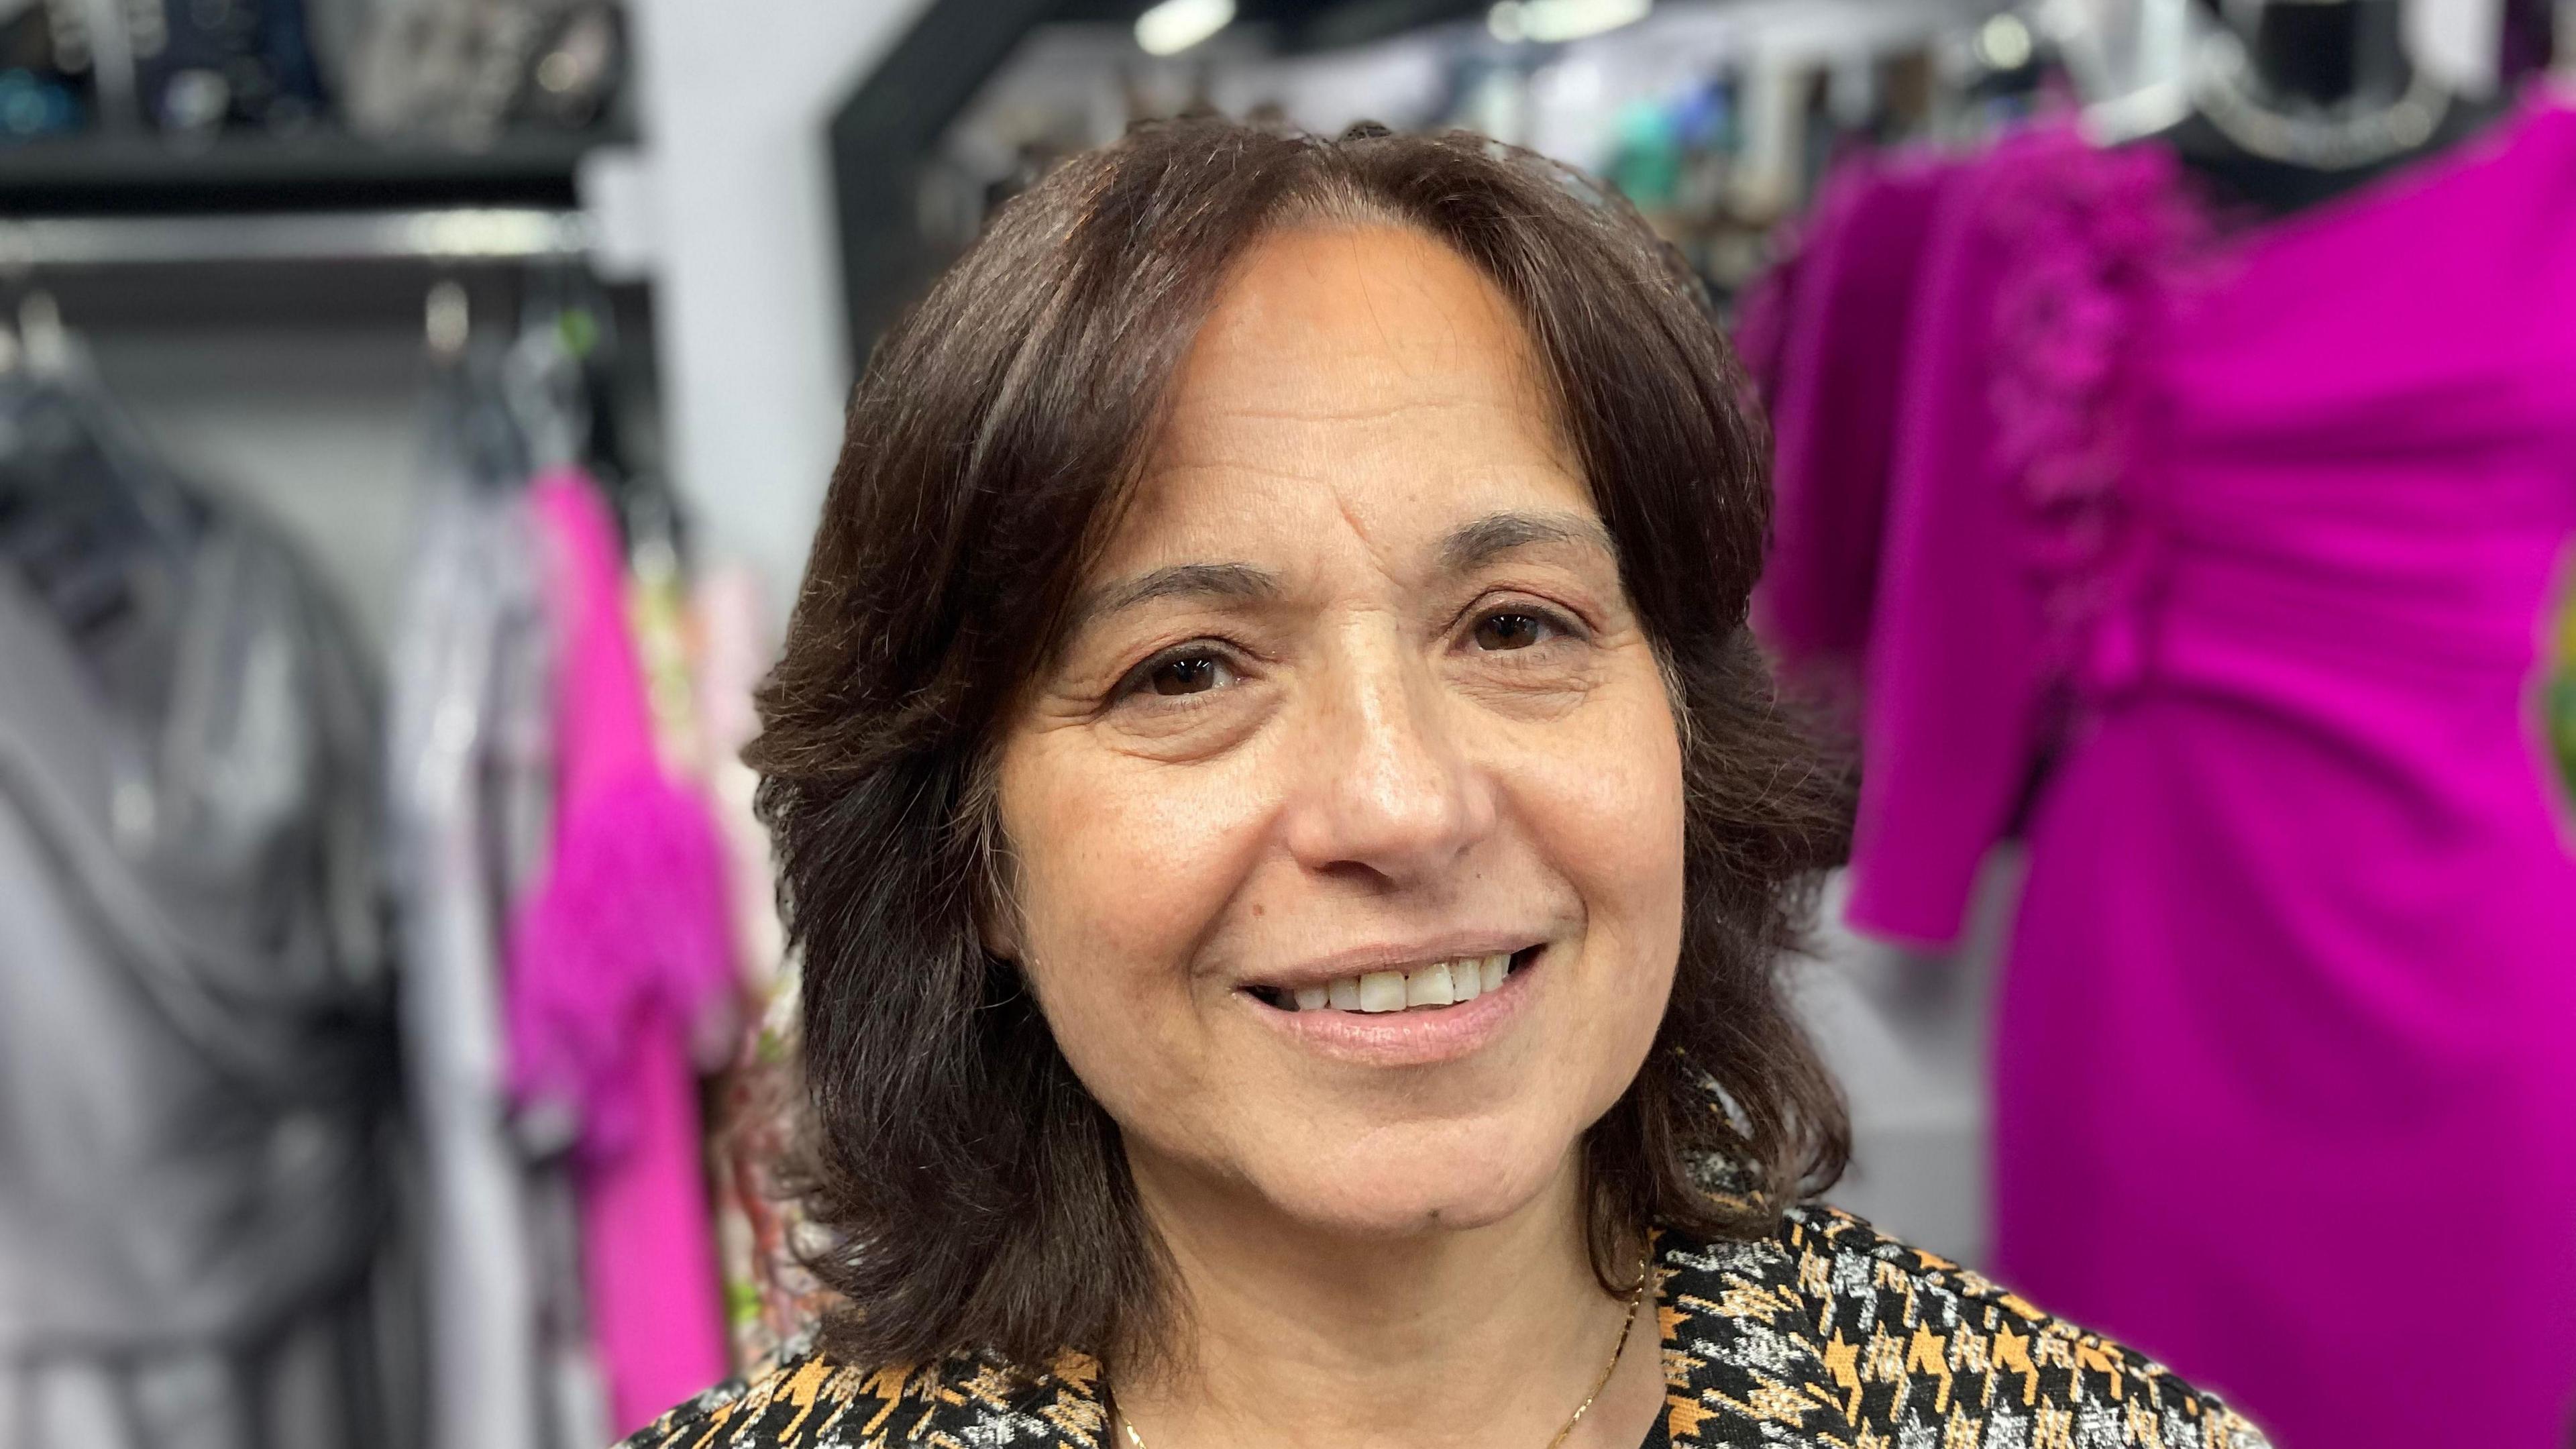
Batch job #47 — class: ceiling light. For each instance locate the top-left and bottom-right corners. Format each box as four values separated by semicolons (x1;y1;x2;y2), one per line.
1136;0;1234;56
1976;13;2035;72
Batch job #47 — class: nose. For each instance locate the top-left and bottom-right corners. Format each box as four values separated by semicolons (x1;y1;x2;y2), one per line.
1280;629;1495;886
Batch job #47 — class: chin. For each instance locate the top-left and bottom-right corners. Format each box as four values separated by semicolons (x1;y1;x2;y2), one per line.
1248;1110;1582;1239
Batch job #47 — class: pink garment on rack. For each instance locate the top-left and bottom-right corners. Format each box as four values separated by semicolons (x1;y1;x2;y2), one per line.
510;469;733;1438
1759;101;2576;1447
1747;148;1956;683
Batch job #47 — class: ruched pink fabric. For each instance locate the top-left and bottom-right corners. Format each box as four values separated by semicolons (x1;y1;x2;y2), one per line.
1762;101;2576;1446
511;470;733;1437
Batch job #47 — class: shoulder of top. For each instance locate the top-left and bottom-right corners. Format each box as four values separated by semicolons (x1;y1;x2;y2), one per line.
1650;1202;2271;1448
614;1338;1113;1449
621;1206;2267;1448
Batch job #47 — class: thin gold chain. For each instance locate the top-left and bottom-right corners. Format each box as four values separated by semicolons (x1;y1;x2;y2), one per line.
1117;1246;1654;1449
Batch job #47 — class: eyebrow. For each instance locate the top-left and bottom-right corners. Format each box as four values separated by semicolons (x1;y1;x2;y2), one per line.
1439;510;1617;574
1067;509;1615;635
1069;561;1280;633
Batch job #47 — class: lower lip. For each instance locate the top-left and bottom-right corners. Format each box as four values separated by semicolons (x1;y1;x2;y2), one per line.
1242;951;1540;1067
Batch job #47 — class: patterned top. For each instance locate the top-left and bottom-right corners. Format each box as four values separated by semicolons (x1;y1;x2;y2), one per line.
619;1203;2269;1449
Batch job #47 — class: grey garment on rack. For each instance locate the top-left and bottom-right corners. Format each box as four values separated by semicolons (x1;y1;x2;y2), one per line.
386;418;602;1449
0;488;399;1448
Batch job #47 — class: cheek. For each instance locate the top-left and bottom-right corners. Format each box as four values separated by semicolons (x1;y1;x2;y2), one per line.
994;730;1277;1085
1542;680;1687;1109
1495;667;1686;1105
1518;672;1688;948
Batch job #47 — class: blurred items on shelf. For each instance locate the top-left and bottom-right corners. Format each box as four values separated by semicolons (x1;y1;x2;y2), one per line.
0;0;623;143
1749;2;2576;1446
343;0;623;144
885;0;2102;335
0;294;402;1447
0;0;90;140
839;0;2575;353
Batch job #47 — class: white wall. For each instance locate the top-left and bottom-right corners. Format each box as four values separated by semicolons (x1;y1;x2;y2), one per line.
626;0;938;608
2415;0;2506;90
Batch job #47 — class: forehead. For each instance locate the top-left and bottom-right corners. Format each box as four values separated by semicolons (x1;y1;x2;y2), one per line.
1103;225;1591;572
1200;223;1534;371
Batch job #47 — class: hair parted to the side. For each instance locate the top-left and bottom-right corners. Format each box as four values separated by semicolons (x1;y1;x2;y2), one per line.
749;115;1854;1375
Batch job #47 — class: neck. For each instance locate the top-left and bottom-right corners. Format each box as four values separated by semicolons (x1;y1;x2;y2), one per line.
2240;0;2412;108
1115;1148;1656;1449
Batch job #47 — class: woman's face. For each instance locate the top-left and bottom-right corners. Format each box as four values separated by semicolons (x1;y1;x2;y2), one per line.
993;225;1686;1241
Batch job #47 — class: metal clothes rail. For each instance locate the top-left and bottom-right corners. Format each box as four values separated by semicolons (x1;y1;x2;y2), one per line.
0;209;594;270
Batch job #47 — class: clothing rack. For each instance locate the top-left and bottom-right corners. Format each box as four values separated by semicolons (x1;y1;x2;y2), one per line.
0;208;594;270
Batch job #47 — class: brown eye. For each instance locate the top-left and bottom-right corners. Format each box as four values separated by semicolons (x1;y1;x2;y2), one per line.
1472;611;1554;651
1147;654;1228;696
1112;644;1244;704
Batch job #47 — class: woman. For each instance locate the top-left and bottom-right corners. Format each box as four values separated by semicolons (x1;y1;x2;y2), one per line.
628;120;2269;1449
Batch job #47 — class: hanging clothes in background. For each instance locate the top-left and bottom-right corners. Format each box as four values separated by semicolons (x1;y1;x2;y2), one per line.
683;566;836;1371
0;364;406;1449
341;0;626;144
1737;147;1956;702
380;315;782;1441
2499;0;2560;86
2553;568;2576;810
610;502;826;1371
388;289;744;1448
508;470;733;1438
386;354;604;1449
688;570;785;1019
706;957;826;1374
1754;85;2576;1449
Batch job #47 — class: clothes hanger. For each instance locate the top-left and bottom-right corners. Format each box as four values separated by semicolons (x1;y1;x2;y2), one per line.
502;261;592;480
421;274;538;494
554;261;688;559
0;287;202;590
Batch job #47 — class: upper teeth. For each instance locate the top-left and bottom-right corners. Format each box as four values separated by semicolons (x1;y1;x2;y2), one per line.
1287;953;1513;1013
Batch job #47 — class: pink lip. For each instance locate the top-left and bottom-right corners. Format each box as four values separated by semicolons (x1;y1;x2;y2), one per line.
1241;949;1540;1068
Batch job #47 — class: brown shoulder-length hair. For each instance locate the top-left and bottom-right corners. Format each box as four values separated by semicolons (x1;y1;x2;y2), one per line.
749;115;1851;1373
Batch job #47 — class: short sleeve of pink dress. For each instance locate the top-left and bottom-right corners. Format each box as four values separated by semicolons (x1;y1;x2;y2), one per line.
1760;101;2576;1447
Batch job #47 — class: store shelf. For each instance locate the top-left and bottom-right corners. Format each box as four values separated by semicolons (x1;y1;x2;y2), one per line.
0;127;629;216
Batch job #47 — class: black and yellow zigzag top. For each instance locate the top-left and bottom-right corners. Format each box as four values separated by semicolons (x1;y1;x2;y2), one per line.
621;1203;2270;1449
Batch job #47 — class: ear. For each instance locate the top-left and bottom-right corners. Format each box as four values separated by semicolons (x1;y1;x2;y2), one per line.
972;848;1024;963
975;890;1022;963
965;775;1022;962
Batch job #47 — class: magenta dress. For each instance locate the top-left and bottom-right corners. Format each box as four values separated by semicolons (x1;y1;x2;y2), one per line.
511;472;736;1436
1758;99;2576;1446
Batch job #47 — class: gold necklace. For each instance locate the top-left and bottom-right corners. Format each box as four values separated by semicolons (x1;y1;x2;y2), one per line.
1116;1247;1654;1449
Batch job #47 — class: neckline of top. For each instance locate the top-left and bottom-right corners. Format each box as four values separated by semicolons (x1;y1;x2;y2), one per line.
2151;83;2573;264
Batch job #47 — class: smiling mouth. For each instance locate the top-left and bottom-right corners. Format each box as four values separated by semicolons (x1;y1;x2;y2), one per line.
1244;946;1542;1014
